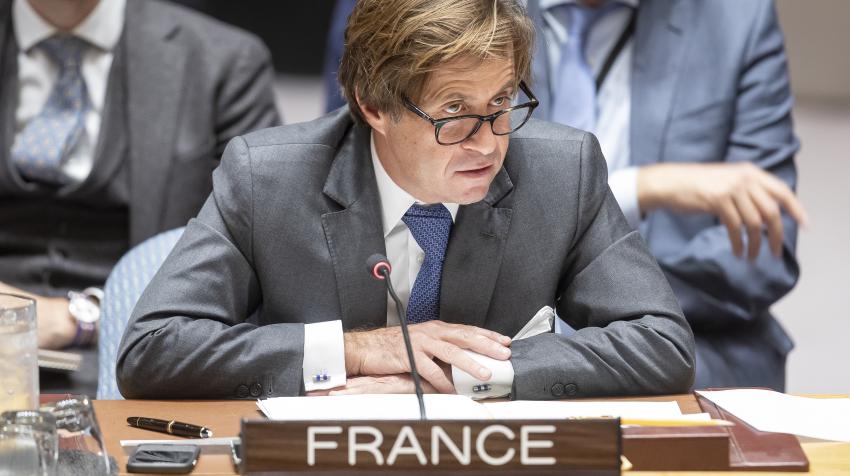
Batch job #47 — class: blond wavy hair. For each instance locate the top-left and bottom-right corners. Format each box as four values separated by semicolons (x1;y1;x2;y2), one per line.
338;0;535;123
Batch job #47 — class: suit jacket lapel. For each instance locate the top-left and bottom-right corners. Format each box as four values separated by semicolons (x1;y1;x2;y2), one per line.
440;166;513;328
0;4;20;192
124;0;186;244
630;0;688;167
321;124;388;330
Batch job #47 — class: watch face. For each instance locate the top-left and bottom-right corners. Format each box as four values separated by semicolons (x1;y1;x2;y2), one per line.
69;297;100;324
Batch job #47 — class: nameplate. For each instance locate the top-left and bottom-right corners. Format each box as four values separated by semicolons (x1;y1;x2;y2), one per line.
240;418;621;475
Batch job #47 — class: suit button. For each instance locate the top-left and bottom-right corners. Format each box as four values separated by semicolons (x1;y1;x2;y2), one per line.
236;384;249;398
564;383;578;397
550;383;565;397
249;383;262;397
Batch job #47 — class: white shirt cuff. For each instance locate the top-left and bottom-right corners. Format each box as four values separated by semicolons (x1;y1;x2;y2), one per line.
608;166;642;229
302;320;346;392
452;351;514;400
451;306;555;400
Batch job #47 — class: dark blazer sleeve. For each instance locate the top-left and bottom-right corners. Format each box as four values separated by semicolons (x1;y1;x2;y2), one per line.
116;137;305;399
656;1;800;329
510;133;695;399
214;37;281;157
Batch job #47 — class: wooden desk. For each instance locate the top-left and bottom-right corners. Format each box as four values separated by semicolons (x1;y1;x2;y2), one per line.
92;395;850;476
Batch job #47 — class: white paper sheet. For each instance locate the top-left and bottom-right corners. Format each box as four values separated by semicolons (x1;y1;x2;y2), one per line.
482;400;684;420
257;394;490;421
258;393;689;423
697;389;850;442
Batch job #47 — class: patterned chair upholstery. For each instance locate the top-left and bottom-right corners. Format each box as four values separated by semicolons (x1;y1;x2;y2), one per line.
96;227;185;399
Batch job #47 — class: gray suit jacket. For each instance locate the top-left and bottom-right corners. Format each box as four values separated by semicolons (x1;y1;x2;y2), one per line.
0;0;280;246
117;109;695;400
527;0;799;390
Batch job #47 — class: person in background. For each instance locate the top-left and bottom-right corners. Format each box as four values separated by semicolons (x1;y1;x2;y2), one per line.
525;0;806;391
323;0;356;113
0;0;280;355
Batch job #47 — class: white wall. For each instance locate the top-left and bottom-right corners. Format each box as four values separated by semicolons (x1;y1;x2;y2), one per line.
773;0;850;393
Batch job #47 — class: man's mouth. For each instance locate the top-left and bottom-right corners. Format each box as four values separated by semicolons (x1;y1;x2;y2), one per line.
456;164;494;178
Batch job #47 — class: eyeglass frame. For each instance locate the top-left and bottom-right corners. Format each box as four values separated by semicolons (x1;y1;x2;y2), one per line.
402;81;539;146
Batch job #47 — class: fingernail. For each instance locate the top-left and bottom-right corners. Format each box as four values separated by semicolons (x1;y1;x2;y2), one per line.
501;347;511;357
478;368;491;379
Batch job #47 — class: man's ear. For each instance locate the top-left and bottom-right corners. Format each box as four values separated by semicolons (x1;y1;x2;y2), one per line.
355;92;389;135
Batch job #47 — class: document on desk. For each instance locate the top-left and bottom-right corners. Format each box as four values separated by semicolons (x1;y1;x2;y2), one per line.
697;389;850;442
258;394;696;422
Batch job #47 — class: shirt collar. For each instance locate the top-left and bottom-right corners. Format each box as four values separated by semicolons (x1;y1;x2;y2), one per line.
13;0;126;52
370;132;459;238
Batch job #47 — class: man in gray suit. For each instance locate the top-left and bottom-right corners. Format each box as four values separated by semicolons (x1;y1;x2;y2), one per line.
0;0;279;351
526;0;806;390
118;0;693;400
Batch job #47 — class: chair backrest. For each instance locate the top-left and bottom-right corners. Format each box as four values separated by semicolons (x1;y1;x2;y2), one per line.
96;227;185;399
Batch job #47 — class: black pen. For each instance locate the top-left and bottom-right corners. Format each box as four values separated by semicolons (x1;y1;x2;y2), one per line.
127;416;213;438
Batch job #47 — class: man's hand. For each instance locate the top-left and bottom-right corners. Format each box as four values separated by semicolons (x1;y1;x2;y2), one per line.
0;282;76;349
638;162;809;260
343;320;511;394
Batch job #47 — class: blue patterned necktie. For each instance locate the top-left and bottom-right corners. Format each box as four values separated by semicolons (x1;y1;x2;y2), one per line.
11;35;90;186
550;3;621;132
402;204;453;324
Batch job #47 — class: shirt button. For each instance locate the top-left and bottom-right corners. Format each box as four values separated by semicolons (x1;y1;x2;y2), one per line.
235;384;249;398
417;253;424;264
249;382;263;397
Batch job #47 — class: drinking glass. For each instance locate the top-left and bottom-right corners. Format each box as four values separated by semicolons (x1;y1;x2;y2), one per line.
40;395;112;475
0;410;58;476
0;293;38;414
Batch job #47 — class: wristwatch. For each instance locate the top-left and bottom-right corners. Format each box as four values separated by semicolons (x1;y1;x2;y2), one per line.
67;287;103;347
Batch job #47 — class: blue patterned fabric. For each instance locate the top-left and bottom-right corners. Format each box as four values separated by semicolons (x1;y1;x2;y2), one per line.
97;228;185;399
11;35;90;186
402;204;453;324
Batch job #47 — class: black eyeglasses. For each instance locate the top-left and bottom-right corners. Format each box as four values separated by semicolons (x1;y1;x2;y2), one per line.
402;81;539;146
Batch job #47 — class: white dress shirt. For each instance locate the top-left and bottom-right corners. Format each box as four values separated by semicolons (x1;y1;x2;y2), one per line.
12;0;126;184
302;134;515;398
539;0;642;227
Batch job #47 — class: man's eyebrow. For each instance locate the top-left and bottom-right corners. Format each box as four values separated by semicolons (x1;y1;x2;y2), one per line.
493;80;516;95
429;87;470;103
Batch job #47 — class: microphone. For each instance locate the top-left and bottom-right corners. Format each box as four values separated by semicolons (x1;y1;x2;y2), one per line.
366;253;427;420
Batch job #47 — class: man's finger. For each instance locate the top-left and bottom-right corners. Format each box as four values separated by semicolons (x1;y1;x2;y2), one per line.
733;192;763;261
444;332;511;361
718;199;744;258
415;355;456;394
424;340;492;382
750;187;784;257
441;323;511;347
761;173;809;227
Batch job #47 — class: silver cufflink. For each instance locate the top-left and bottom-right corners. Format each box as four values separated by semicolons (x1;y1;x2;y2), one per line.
313;370;329;383
472;384;491;393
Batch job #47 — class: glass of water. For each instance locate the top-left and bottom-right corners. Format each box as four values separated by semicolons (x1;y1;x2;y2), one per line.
0;293;38;414
0;410;58;476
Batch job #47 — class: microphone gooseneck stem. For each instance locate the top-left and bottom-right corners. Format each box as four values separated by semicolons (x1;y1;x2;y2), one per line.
380;268;427;420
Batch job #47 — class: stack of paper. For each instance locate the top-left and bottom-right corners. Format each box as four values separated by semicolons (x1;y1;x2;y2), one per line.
257;394;709;423
697;389;850;442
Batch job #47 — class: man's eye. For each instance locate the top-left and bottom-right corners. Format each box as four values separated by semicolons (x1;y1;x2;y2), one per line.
492;96;510;107
444;103;463;115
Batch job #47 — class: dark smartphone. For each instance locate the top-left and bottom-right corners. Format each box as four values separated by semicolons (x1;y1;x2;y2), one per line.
126;444;200;474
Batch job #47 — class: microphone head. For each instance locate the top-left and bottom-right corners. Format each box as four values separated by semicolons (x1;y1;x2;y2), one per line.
366;254;391;280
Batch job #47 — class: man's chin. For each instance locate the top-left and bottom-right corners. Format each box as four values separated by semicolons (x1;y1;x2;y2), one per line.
450;185;491;205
